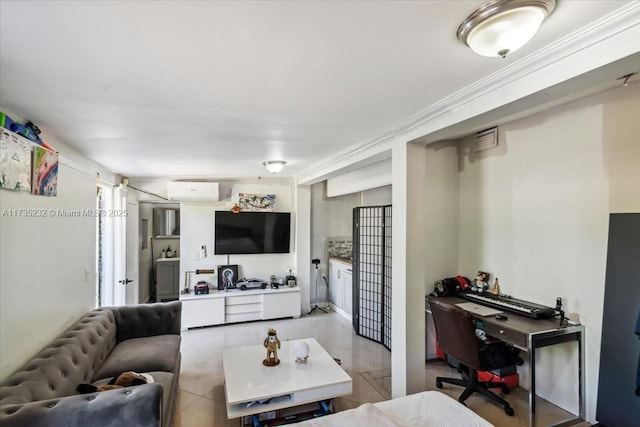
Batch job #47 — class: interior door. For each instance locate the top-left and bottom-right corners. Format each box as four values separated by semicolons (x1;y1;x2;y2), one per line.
124;197;139;305
112;185;127;306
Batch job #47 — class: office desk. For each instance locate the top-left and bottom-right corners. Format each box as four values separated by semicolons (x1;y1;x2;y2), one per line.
426;296;585;427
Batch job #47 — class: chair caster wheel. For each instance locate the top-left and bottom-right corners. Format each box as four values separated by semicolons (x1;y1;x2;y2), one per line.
436;380;443;389
505;406;515;416
500;384;510;394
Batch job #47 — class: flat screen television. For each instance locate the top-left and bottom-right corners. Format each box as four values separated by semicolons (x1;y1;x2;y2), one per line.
214;211;291;255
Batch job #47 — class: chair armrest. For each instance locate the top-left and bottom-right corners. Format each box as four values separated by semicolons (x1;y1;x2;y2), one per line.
114;301;182;342
0;383;163;427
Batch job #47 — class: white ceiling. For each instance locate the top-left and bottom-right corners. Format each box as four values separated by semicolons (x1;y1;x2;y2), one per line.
0;1;635;179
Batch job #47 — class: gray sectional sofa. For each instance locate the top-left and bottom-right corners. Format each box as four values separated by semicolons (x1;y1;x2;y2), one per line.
0;301;182;427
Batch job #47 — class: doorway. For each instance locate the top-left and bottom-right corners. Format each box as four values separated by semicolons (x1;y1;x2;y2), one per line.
95;183;138;307
124;196;139;305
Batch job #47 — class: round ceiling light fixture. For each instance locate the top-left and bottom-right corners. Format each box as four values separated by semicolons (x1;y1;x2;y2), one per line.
263;160;287;174
457;0;556;58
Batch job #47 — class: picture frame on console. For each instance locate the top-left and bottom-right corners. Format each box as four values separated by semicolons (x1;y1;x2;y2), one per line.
218;265;238;290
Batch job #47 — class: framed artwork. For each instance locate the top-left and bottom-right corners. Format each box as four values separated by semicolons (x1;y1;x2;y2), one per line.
239;193;276;212
218;264;238;290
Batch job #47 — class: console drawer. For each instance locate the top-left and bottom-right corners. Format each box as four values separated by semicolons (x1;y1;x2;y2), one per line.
226;312;262;323
226;294;262;305
483;323;527;348
226;303;262;315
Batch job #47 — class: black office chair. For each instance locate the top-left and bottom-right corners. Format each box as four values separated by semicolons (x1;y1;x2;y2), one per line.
430;300;516;416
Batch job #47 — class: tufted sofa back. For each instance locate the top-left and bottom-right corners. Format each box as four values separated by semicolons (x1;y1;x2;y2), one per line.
114;301;181;343
0;308;117;407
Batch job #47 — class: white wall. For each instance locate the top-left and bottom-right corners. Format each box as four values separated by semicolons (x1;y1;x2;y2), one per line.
423;141;459;293
0;109;116;381
456;83;640;421
361;185;391;206
602;84;640;213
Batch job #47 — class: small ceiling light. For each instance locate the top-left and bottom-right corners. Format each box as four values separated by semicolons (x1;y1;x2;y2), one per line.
457;0;556;58
263;160;287;174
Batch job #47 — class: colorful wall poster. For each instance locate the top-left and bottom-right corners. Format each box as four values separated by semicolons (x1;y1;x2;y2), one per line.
239;193;276;211
32;145;58;196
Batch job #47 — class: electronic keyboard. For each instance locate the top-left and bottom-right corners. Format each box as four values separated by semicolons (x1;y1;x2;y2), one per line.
457;292;557;319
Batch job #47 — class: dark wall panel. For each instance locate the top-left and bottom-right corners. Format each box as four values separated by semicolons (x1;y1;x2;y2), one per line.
596;213;640;426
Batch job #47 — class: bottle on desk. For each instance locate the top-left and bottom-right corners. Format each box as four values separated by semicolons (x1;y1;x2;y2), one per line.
286;269;297;287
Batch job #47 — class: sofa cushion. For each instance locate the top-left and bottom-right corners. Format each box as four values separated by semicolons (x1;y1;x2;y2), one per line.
94;335;180;381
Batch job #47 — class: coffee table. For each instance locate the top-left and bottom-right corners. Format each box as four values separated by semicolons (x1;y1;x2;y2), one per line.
223;338;352;420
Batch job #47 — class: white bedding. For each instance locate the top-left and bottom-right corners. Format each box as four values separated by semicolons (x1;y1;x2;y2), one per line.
298;390;494;427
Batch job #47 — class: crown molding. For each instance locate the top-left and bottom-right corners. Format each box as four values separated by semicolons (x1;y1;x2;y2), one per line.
296;2;640;185
296;131;394;185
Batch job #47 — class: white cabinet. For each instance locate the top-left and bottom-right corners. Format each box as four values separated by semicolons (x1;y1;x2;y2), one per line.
182;296;225;329
329;263;343;308
180;287;301;329
263;291;301;319
156;259;179;301
329;258;353;322
343;269;352;315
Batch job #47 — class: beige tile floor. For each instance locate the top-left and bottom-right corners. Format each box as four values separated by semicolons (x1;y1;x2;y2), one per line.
175;310;588;427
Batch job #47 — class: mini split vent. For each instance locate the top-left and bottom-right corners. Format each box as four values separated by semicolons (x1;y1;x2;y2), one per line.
167;182;219;201
474;127;498;152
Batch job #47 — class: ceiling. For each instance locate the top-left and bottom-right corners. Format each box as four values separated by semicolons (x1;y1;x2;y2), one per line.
0;1;635;179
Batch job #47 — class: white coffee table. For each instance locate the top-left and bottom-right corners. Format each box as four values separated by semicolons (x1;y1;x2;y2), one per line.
223;338;352;420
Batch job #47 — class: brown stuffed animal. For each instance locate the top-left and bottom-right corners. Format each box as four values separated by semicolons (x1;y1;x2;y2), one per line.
77;371;150;394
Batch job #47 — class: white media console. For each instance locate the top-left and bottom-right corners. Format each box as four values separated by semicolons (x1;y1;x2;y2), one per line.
180;287;301;329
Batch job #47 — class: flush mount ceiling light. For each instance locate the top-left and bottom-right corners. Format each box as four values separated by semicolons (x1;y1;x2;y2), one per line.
457;0;556;58
263;160;287;174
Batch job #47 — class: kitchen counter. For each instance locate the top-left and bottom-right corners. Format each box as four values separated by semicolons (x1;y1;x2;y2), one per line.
157;257;180;262
329;256;352;266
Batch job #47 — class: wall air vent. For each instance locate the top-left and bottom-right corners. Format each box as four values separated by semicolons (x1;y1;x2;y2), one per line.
474;127;498;152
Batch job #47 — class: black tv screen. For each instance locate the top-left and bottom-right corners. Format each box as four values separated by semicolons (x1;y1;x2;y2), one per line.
214;211;291;255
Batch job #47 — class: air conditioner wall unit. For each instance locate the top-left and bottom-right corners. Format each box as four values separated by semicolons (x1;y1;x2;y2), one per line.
167;182;219;201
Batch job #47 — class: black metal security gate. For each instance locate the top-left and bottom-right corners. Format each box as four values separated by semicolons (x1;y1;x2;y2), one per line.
352;205;392;350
